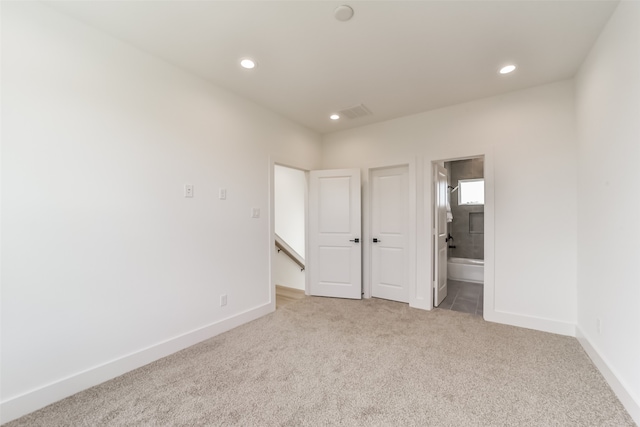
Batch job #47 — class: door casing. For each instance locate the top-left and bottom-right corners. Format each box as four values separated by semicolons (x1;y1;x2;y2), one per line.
269;160;311;309
427;153;494;318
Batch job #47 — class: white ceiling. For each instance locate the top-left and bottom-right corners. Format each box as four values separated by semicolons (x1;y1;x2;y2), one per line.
49;1;618;135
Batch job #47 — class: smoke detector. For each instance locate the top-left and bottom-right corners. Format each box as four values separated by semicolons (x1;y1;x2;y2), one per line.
334;5;354;22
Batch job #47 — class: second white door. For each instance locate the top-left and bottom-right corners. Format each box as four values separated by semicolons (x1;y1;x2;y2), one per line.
371;165;410;303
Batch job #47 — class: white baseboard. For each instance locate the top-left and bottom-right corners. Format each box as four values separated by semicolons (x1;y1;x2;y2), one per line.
484;311;639;422
0;303;274;425
409;296;431;311
484;309;576;336
576;327;640;425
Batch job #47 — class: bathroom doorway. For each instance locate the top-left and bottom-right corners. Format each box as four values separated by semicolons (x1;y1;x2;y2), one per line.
435;156;485;316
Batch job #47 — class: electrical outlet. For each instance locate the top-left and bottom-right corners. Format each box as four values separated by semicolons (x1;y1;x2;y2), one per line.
184;184;194;198
220;294;227;307
219;188;227;200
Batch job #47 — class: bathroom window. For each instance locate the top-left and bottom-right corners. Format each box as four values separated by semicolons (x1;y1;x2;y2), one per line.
458;179;484;205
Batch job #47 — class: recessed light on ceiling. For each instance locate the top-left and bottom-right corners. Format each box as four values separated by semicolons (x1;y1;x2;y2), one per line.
330;114;340;120
240;58;257;69
499;64;516;74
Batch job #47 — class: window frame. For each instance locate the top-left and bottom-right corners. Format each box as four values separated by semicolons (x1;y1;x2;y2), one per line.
458;178;485;206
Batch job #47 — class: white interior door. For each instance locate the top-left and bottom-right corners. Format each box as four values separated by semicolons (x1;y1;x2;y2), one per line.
309;169;362;299
433;163;448;306
371;166;410;303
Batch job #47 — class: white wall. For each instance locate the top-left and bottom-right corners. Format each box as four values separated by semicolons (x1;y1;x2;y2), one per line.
273;250;305;290
322;80;578;335
575;1;640;422
274;165;306;258
1;2;321;422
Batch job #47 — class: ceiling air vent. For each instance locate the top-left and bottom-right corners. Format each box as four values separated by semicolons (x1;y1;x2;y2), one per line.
338;104;373;119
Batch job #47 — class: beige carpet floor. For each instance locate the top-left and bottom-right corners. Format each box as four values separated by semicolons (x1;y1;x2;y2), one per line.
5;297;635;426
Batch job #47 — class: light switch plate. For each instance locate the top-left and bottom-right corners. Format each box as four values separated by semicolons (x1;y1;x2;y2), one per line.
184;184;194;198
251;208;260;218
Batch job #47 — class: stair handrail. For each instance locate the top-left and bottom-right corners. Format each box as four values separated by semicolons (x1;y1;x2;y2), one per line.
275;233;305;271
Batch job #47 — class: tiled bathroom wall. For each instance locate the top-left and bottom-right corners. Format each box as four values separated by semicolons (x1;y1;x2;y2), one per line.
445;157;484;260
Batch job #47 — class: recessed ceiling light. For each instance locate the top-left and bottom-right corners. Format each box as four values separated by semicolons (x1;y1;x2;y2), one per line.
499;65;516;74
330;114;340;120
240;58;257;69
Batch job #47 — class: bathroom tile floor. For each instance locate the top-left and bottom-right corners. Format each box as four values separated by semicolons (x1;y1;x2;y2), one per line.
437;279;483;316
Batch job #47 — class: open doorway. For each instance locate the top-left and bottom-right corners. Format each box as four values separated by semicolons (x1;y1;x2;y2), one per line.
273;164;307;309
270;163;363;308
433;156;485;317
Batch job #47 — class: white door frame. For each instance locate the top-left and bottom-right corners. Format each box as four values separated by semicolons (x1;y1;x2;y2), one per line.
364;161;417;303
269;159;312;311
269;161;366;305
425;152;495;317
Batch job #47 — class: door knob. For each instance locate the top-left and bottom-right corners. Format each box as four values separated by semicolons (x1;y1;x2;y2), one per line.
349;238;360;243
373;238;381;243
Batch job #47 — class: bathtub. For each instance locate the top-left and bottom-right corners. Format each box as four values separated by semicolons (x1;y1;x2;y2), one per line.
447;257;484;284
